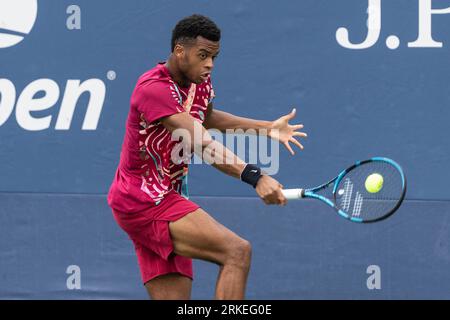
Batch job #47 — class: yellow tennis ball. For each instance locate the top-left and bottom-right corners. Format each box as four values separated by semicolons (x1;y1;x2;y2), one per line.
365;173;384;193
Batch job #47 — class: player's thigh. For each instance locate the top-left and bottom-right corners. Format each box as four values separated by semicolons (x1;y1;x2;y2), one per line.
169;208;249;265
145;273;192;300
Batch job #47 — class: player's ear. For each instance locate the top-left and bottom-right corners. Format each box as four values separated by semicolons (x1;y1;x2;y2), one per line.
174;44;185;59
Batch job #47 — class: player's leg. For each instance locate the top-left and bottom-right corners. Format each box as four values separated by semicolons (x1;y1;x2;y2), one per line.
144;273;192;299
112;207;195;300
168;208;252;300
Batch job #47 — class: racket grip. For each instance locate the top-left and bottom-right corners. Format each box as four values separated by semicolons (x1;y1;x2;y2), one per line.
281;189;304;200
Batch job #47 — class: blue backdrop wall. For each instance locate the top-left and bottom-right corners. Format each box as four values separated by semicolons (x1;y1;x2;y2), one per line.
1;0;449;299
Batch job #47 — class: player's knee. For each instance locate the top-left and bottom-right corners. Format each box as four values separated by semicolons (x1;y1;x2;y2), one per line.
226;238;252;269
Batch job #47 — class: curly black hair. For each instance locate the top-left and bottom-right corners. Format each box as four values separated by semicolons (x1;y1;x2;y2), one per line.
171;14;221;52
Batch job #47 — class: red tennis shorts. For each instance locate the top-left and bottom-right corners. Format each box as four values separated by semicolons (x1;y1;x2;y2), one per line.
111;190;200;284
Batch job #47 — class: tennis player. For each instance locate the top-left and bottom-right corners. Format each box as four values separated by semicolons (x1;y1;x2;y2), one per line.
107;14;307;300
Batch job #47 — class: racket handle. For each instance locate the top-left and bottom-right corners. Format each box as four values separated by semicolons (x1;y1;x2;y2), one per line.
282;189;304;200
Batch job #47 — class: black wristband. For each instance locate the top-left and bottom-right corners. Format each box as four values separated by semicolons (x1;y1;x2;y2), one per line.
240;164;262;188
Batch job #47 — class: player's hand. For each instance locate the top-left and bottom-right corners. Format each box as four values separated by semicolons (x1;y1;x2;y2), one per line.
255;175;287;206
269;108;307;155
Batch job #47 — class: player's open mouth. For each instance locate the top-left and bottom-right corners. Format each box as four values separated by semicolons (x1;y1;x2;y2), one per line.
200;73;210;80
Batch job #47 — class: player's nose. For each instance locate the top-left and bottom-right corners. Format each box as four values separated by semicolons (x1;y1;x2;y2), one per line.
204;57;214;70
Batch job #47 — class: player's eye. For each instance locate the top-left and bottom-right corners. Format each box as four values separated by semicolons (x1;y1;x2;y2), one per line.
199;53;207;59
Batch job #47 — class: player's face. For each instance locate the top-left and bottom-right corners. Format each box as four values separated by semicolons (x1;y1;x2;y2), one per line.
179;36;220;85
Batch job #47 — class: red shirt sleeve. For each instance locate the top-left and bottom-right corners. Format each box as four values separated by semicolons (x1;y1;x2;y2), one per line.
135;81;185;124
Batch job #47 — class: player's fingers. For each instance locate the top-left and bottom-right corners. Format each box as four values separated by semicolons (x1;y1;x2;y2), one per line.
284;142;295;155
276;189;287;206
293;131;307;138
266;197;277;205
260;196;270;205
261;191;276;205
270;189;280;204
278;195;287;206
287;108;296;119
292;124;304;130
290;137;304;150
265;189;281;205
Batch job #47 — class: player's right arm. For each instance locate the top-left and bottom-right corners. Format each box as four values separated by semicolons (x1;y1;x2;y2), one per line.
161;112;286;205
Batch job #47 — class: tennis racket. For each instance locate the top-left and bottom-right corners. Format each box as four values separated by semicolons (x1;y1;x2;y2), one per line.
281;157;406;223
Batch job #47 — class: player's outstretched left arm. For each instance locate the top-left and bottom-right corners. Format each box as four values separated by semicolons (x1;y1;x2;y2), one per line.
203;103;307;155
161;111;287;205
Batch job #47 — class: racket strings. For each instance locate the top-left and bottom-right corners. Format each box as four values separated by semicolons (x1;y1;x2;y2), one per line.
334;161;404;221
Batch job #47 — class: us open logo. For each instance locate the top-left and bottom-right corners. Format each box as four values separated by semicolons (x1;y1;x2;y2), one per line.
0;1;112;131
0;0;38;48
